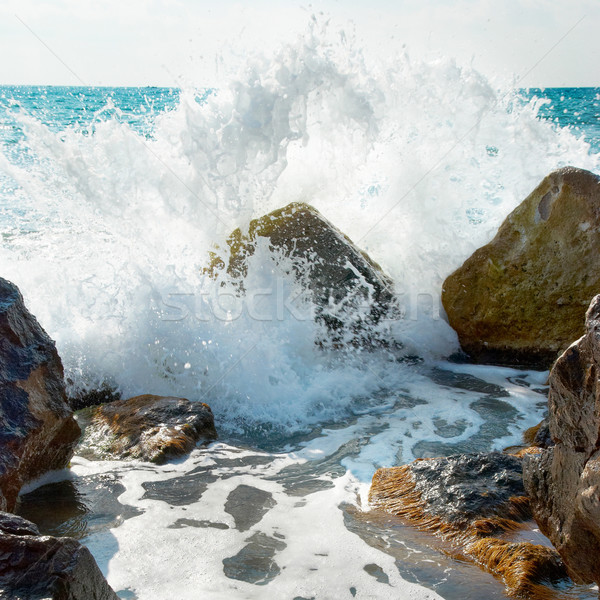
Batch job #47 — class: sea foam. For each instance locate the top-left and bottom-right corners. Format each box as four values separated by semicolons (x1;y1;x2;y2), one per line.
0;20;597;436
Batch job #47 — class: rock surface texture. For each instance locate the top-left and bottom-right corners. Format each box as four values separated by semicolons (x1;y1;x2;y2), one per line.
0;511;118;600
0;277;80;512
206;202;396;345
79;394;217;464
371;452;567;597
524;294;600;585
442;167;600;368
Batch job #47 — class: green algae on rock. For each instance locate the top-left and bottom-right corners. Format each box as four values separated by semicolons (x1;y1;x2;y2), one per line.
205;202;397;346
442;167;600;368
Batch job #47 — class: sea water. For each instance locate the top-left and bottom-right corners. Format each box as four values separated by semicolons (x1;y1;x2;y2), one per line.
2;24;600;600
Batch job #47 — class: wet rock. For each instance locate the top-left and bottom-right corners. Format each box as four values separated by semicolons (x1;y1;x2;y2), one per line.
370;452;568;597
78;394;217;464
68;383;121;411
442;167;600;368
522;417;553;449
371;453;529;535
0;511;119;599
523;294;600;585
0;277;81;512
206;202;397;346
464;537;566;598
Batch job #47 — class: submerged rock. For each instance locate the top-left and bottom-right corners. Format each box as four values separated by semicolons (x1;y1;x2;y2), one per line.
442;167;600;368
0;511;118;599
0;277;80;512
78;394;217;464
370;452;567;597
206;202;397;346
523;294;600;586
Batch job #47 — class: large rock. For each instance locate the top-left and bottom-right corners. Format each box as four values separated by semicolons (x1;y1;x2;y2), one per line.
0;511;118;599
442;167;600;368
206;202;396;346
523;294;600;585
78;394;217;464
370;452;531;537
370;452;567;597
0;278;80;512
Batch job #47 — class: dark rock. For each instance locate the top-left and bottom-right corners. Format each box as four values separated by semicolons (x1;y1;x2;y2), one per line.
523;417;553;449
0;511;118;599
68;384;121;411
523;294;600;585
371;452;529;534
0;512;40;536
205;202;397;346
370;452;568;597
78;394;217;464
409;452;526;527
0;277;80;512
442;167;600;368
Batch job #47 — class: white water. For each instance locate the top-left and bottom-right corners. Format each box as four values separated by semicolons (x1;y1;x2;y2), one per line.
4;19;600;600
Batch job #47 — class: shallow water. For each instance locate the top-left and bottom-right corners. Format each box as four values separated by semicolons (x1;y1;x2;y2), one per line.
15;363;598;599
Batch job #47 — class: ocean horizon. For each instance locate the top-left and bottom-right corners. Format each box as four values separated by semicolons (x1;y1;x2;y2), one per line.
1;46;599;600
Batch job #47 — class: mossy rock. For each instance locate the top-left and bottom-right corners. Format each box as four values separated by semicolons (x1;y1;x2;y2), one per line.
370;452;569;597
205;202;397;345
442;167;600;368
78;395;217;464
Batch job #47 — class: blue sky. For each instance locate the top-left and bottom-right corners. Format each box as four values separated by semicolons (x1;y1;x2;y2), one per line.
1;0;598;87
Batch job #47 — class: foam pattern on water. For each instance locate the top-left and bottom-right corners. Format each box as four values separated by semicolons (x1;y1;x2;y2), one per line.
57;362;553;600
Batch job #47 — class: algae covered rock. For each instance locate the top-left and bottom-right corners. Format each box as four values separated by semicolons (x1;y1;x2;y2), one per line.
442;167;600;368
523;294;600;585
79;394;217;464
0;511;119;599
0;277;80;512
370;452;568;597
207;202;396;345
370;452;530;536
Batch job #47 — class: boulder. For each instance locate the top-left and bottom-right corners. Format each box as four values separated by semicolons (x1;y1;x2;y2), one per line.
370;453;531;537
0;277;80;512
442;167;600;368
370;452;567;597
78;394;217;464
523;294;600;585
0;511;118;599
206;202;396;346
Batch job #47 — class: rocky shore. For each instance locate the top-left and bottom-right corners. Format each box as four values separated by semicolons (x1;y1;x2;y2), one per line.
372;167;600;597
2;165;600;598
0;277;218;598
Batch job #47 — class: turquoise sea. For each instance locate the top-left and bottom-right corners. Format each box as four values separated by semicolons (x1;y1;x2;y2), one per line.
1;45;599;600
